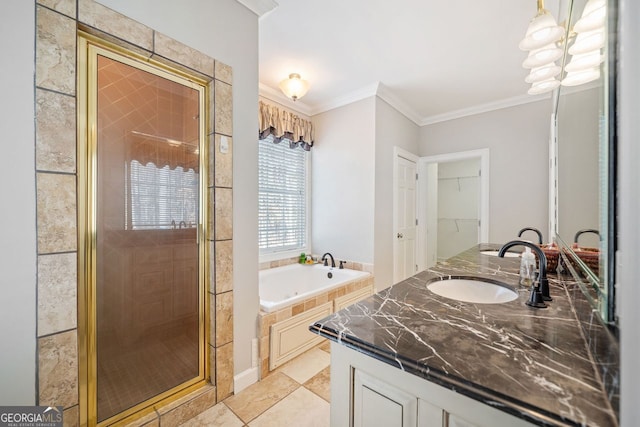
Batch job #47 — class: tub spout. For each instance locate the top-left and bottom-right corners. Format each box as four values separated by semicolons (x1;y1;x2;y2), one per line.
322;253;335;268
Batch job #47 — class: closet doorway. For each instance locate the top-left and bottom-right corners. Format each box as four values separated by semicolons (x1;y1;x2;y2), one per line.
417;149;489;269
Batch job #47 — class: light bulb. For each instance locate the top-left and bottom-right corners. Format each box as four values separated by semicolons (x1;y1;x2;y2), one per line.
564;51;604;72
561;68;601;86
569;29;605;55
525;64;561;83
519;10;565;51
528;78;560;95
522;44;563;68
574;0;606;33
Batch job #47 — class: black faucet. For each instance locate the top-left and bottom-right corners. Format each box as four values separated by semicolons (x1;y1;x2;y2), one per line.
498;240;552;307
574;228;600;244
322;253;335;268
517;227;543;244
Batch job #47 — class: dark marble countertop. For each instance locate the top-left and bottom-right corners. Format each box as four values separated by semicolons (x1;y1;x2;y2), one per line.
310;244;618;427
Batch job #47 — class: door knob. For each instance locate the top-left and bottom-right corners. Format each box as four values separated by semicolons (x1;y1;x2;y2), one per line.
397;233;404;239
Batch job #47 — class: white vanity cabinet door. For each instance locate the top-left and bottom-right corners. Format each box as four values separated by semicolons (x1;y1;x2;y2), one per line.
418;399;445;427
447;413;478;427
331;342;536;427
353;369;418;427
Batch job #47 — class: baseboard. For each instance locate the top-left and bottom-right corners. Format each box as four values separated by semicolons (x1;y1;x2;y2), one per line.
234;367;259;393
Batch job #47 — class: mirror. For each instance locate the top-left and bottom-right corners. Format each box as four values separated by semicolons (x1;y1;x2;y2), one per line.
553;0;616;325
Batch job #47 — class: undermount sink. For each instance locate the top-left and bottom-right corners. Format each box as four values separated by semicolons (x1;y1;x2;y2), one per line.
427;278;518;304
480;250;520;258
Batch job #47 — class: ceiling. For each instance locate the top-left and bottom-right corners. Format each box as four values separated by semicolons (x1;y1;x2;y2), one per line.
250;0;564;125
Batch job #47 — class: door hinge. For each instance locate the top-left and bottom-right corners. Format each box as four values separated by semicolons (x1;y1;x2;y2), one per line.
415;264;418;272
416;173;418;180
416;219;418;226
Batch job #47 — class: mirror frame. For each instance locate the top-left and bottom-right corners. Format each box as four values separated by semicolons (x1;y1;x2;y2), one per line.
551;0;618;327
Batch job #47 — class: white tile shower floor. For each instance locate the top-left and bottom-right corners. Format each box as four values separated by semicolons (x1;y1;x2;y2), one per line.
179;341;332;426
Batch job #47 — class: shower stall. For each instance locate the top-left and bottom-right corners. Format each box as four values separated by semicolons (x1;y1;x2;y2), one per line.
78;34;208;425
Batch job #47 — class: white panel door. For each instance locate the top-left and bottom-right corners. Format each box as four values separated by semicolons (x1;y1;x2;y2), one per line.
395;156;417;283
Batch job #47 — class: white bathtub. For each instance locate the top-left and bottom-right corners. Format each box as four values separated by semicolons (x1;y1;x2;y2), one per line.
259;263;371;313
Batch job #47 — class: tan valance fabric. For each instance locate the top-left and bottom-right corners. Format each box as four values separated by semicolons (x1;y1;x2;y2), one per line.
259;101;314;150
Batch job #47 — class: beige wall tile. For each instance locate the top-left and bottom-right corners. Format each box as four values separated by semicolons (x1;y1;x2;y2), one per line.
214;61;233;85
207;81;215;136
38;0;76;18
214;188;233;240
209;345;216;385
37;173;77;254
78;0;153;51
36;6;76;95
215;342;234;401
36;89;76;173
154;32;215;77
39;330;78;408
178;402;242;427
214;81;232;136
38;253;77;336
207;188;215;240
158;386;216;427
214;240;232;294
208;241;215;292
214;135;232;188
215;291;233;346
208;293;216;346
62;405;79;427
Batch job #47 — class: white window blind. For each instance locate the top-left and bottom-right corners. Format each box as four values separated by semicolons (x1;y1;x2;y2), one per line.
258;139;308;254
128;160;199;230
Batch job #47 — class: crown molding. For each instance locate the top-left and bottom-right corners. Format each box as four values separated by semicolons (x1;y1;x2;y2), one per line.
258;82;313;116
419;92;552;126
236;0;278;17
307;83;380;116
375;83;422;125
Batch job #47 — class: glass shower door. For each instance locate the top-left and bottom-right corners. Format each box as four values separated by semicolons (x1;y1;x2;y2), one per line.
88;45;206;424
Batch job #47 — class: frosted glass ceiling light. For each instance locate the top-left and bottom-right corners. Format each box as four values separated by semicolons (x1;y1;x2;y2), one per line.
525;64;561;83
519;0;564;51
527;78;560;95
522;44;563;68
574;0;606;33
564;51;604;72
279;73;310;101
561;67;600;86
568;29;605;55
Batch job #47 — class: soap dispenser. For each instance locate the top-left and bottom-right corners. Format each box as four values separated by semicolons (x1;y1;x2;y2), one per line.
519;247;536;286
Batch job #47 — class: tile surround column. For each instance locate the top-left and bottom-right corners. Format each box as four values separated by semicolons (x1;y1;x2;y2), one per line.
34;0;234;424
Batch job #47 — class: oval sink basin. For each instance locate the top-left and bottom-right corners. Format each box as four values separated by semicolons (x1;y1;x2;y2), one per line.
427;278;518;304
480;250;520;258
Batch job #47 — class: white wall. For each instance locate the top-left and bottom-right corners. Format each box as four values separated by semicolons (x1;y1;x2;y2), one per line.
98;0;259;375
311;98;375;264
557;87;600;246
0;0;36;404
419;100;551;244
619;0;640;425
373;98;419;290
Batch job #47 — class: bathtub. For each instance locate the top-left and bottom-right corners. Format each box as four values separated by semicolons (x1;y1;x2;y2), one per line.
258;262;374;373
259;263;370;313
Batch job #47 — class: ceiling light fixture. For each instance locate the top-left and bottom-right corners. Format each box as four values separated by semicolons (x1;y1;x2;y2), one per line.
561;0;606;87
520;0;565;94
278;73;310;102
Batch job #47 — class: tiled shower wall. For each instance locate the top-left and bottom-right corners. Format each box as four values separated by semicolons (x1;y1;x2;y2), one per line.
34;0;234;425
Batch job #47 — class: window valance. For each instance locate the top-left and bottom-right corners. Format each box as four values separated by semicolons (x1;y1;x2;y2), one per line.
258;101;314;151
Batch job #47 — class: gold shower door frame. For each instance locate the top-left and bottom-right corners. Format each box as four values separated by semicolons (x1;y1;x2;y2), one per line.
77;33;209;427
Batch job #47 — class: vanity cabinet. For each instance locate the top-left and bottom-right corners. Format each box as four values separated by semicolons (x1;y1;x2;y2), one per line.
331;343;534;427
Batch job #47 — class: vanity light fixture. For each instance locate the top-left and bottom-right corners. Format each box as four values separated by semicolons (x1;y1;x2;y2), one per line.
278;73;310;101
561;0;606;86
520;0;565;94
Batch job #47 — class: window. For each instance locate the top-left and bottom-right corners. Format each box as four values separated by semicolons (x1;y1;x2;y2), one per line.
127;160;199;230
258;139;309;255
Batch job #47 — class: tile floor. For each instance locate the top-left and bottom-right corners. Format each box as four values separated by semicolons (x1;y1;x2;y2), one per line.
179;341;332;426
